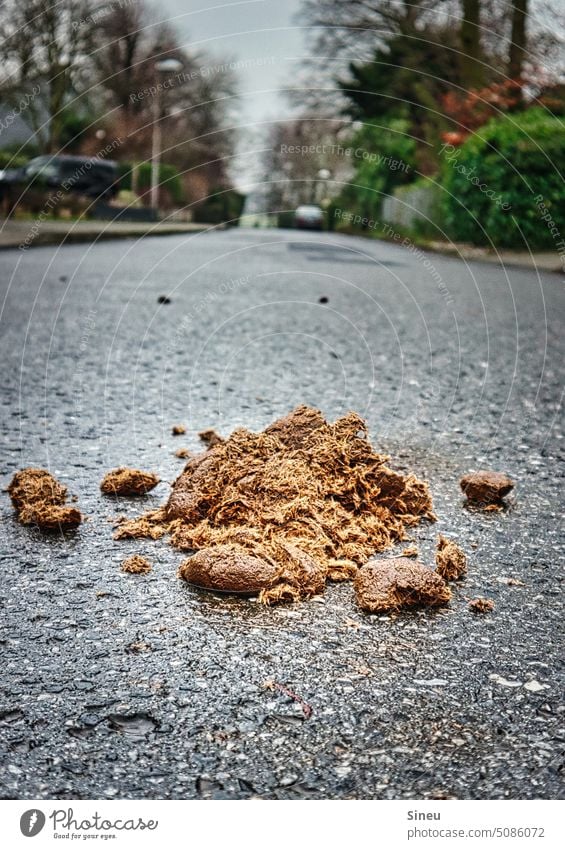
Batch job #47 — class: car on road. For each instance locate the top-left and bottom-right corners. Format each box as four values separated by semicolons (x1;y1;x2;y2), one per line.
294;204;324;230
0;154;119;215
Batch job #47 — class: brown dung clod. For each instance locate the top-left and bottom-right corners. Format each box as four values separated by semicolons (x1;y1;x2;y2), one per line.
460;471;514;506
117;405;436;604
469;596;495;613
198;428;225;448
7;468;83;530
172;425;186;436
18;503;82;530
354;557;451;613
101;468;160;496
175;448;192;459
114;508;172;540
401;544;419;558
121;555;152;574
179;544;280;594
435;534;467;580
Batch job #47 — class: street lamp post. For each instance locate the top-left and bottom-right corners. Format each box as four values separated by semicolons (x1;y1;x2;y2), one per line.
317;168;331;205
150;57;183;213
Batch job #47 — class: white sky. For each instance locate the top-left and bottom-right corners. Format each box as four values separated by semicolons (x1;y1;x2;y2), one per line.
159;0;304;119
159;0;306;188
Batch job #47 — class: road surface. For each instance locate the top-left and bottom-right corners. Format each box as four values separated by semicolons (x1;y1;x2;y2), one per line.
0;228;562;799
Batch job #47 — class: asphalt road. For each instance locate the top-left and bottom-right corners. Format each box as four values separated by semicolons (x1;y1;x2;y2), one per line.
0;228;563;800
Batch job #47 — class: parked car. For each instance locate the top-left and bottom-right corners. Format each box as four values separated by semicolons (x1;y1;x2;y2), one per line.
294;204;324;230
0;154;119;214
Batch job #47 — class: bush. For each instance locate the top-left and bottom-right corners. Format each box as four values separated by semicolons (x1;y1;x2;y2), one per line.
193;189;245;225
333;118;418;226
0;150;28;169
58;109;91;152
277;210;295;229
0;143;39;169
118;161;184;205
441;108;565;248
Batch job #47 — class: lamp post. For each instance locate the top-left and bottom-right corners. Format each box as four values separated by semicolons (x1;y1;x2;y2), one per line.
150;57;183;212
317;168;331;205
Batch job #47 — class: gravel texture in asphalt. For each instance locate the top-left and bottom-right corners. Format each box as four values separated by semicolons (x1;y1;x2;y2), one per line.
0;229;563;799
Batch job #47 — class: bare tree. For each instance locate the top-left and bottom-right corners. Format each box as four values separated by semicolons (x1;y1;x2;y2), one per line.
89;1;238;198
298;0;459;62
0;0;97;152
259;117;352;212
91;1;151;116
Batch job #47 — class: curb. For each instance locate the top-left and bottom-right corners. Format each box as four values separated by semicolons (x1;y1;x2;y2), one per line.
423;240;564;275
336;227;564;275
0;222;220;251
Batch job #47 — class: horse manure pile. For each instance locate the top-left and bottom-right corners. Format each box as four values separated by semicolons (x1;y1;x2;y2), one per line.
460;470;514;510
121;555;152;575
7;407;501;613
469;597;495;613
355;557;452;613
435;534;467;581
198;428;224;447
115;405;446;607
100;468;160;496
7;468;82;531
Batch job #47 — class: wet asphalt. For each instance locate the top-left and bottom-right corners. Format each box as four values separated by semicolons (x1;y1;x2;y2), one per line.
0;228;563;800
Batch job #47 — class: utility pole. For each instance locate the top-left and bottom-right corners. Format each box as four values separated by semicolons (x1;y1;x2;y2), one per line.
150;57;183;212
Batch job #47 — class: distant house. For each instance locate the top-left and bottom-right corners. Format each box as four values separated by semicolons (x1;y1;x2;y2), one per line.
0;93;50;154
0;107;35;148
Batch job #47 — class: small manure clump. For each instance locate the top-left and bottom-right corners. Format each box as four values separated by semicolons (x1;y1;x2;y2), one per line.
171;425;186;436
198;428;225;447
469;597;495;613
121;555;152;574
116;405;437;605
178;544;280;595
435;534;467;580
101;468;160;496
7;468;82;531
460;471;514;508
354;557;451;613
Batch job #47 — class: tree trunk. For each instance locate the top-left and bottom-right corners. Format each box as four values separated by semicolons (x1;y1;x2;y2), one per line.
47;64;68;153
509;0;528;82
460;0;484;89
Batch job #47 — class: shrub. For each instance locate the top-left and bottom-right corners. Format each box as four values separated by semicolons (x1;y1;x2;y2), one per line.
0;150;31;169
333;118;418;227
441;108;565;248
193;189;245;225
277;210;295;229
0;138;40;163
118;161;184;205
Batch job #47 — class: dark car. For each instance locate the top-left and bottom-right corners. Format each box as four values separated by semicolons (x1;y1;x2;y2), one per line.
0;154;119;214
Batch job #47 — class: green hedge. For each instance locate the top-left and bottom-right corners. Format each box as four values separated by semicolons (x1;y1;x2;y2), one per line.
193;190;245;225
118;162;184;204
277;210;295;228
0;150;31;169
333;118;418;226
441;108;565;248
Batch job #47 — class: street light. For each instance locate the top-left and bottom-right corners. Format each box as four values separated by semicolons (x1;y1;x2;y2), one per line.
150;57;183;212
317;168;331;205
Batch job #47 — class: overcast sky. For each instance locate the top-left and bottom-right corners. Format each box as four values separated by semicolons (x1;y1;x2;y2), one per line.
159;0;304;122
159;0;306;187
